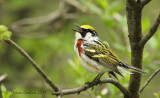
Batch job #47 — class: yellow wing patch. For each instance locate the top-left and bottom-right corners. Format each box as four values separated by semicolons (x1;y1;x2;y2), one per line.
81;25;95;30
84;48;96;52
92;54;107;58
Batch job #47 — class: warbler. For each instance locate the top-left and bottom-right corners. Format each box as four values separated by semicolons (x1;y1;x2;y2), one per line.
73;24;145;82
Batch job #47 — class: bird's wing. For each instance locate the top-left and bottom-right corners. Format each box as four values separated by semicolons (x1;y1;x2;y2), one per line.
83;41;122;75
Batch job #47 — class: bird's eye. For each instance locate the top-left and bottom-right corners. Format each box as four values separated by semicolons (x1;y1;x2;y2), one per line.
85;29;96;37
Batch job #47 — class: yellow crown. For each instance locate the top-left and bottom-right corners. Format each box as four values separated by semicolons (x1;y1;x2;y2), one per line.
81;25;95;30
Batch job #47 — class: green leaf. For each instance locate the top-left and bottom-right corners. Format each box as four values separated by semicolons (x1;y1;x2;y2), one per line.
0;25;12;40
96;0;108;9
1;84;12;98
103;41;109;47
153;91;160;98
1;84;7;92
0;31;12;40
154;92;159;98
0;25;8;33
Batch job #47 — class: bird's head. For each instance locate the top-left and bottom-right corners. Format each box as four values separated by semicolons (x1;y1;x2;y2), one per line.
72;24;98;40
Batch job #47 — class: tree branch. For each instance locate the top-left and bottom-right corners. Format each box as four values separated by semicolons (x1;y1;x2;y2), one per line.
10;0;65;37
139;12;160;46
126;1;144;98
137;0;140;4
127;0;136;5
52;78;129;97
140;67;160;93
0;74;7;83
0;74;7;98
141;0;151;6
5;39;60;92
10;0;87;37
65;0;87;12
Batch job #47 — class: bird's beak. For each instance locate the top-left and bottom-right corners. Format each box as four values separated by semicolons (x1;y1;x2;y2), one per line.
72;23;83;33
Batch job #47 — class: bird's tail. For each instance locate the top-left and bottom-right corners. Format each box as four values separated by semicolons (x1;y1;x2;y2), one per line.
118;62;146;74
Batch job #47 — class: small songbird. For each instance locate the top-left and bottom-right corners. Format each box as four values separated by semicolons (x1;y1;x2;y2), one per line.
73;24;145;82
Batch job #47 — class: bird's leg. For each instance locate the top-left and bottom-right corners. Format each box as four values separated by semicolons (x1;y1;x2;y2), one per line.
108;71;118;80
85;73;104;90
92;73;104;83
84;76;98;90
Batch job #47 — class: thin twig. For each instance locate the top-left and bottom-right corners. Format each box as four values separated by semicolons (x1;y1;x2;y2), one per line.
57;95;62;98
0;74;8;98
0;74;7;83
10;0;66;37
52;78;129;97
10;0;87;37
10;5;62;35
65;0;87;12
5;39;59;92
0;74;7;98
139;12;160;46
140;67;160;93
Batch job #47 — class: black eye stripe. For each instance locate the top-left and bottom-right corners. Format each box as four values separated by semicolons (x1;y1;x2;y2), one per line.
85;29;97;36
80;28;98;37
84;29;92;32
85;29;91;32
81;31;86;37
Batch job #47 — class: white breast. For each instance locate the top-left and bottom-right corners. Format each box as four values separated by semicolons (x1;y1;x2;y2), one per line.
74;40;107;74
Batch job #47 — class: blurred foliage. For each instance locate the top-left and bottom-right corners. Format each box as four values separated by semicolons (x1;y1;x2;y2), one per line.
154;91;160;98
0;0;160;98
1;84;12;98
0;25;12;40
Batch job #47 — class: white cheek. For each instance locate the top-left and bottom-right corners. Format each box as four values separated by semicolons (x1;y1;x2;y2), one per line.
85;33;99;41
75;32;82;39
85;32;92;39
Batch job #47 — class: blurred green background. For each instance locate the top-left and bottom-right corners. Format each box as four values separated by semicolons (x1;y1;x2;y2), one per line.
0;0;160;98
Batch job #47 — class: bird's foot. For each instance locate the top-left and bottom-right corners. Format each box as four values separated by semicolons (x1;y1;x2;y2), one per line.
85;81;94;90
96;78;102;85
91;78;102;86
85;79;102;90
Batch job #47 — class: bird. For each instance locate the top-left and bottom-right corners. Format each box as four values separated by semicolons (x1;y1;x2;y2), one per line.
72;24;146;84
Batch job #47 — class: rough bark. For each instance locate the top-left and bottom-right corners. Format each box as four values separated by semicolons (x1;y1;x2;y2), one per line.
126;1;143;98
